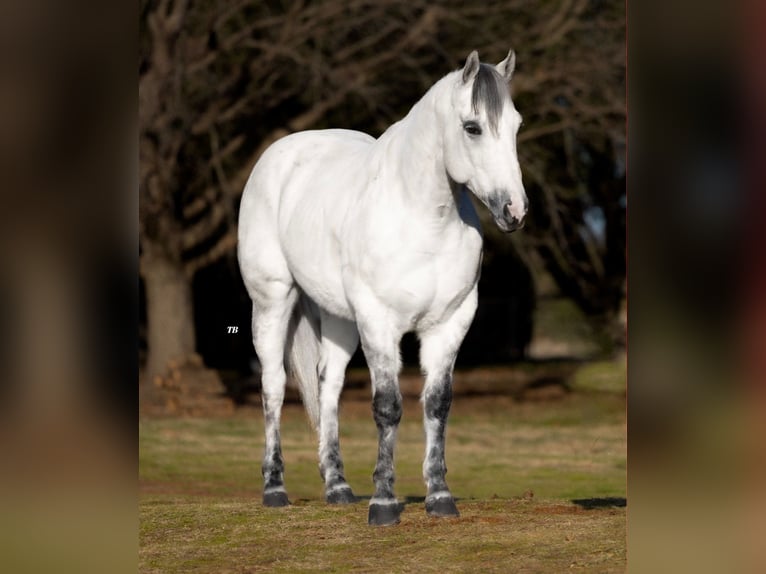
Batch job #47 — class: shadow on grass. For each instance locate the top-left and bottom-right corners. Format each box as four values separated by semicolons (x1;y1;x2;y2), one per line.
305;495;462;508
327;495;429;505
571;497;626;509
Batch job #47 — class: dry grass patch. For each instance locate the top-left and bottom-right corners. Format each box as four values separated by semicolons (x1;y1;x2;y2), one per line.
140;361;626;572
140;497;625;573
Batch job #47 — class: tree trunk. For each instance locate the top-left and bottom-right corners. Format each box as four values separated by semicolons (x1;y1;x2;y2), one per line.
142;254;196;379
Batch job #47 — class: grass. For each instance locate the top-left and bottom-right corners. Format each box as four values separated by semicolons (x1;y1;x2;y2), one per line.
529;297;606;358
140;360;626;573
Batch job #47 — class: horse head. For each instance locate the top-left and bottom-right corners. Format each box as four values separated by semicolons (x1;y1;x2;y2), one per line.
442;50;528;233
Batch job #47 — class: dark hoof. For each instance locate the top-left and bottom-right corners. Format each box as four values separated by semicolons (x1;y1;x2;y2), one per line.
368;502;401;526
263;491;290;507
326;486;357;504
426;497;460;517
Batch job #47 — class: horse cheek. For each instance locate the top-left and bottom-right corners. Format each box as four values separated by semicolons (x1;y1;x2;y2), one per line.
444;134;471;184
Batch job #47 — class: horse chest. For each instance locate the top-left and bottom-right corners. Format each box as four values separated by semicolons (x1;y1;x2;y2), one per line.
419;238;482;327
349;223;482;329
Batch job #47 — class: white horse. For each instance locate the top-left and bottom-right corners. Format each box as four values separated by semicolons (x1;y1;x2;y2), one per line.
238;50;526;526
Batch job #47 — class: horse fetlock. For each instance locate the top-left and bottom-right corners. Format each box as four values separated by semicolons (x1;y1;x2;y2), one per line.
372;464;395;488
262;458;284;483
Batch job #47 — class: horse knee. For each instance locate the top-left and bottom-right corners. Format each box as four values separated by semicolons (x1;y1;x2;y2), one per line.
372;387;402;428
424;379;452;421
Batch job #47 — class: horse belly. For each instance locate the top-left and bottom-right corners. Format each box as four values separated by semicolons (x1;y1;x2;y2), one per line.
290;255;352;319
280;206;353;319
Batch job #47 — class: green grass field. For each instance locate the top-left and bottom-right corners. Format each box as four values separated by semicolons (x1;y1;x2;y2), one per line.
140;361;626;573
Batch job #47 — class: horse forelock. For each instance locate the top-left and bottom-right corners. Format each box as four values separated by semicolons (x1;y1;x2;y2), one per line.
470;64;509;135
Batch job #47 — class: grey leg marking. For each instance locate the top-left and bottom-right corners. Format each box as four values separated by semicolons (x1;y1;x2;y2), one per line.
424;379;452;493
418;289;478;519
368;377;403;525
261;385;289;507
356;308;407;525
251;291;296;508
423;377;459;517
319;367;356;504
372;382;403;500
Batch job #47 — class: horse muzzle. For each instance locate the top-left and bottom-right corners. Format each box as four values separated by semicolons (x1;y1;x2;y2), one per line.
476;188;527;233
493;201;525;233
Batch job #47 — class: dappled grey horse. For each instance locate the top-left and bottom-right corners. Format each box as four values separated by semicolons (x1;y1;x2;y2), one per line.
238;50;526;525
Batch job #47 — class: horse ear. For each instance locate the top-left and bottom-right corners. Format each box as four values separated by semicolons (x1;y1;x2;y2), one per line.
496;49;516;81
462;50;480;84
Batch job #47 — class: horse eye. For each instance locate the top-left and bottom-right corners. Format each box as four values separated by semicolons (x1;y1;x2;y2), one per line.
463;121;482;136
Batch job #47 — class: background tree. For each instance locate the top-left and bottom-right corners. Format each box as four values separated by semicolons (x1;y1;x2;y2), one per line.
509;0;626;342
139;0;625;377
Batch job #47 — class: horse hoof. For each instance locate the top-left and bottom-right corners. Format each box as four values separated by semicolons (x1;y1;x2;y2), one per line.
263;491;290;507
326;486;357;504
426;497;460;517
368;502;401;526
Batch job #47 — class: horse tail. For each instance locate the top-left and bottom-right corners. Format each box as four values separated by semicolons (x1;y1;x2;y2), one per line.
285;293;321;430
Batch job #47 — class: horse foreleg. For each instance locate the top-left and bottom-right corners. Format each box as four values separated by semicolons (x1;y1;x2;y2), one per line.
369;374;403;525
318;312;359;504
421;373;458;517
359;321;404;526
418;288;478;518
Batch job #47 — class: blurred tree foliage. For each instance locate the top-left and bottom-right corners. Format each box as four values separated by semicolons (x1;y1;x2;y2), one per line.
140;0;625;376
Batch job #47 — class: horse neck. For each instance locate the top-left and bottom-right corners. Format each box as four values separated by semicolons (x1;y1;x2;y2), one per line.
379;77;456;215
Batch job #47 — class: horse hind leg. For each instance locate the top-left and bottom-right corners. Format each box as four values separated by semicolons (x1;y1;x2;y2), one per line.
317;312;359;504
250;284;298;507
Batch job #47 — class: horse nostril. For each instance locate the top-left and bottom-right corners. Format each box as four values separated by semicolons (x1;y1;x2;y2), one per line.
503;202;513;222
